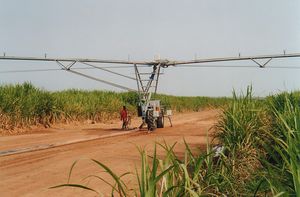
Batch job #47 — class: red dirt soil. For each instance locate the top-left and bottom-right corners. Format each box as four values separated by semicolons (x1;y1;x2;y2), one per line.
0;109;219;197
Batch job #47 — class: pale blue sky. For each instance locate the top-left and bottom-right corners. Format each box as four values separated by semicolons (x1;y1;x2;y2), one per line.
0;0;300;96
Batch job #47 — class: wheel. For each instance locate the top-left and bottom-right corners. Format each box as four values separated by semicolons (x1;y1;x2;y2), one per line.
157;115;164;128
146;110;156;131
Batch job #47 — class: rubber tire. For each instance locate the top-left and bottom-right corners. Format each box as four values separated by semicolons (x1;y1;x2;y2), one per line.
146;110;156;131
157;115;164;128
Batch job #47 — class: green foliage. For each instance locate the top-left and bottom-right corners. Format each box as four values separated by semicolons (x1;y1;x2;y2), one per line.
0;82;57;129
0;82;229;131
4;83;299;195
214;88;300;196
216;86;267;150
53;87;300;196
261;92;300;196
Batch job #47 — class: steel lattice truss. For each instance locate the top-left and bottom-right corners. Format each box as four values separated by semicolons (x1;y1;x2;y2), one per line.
0;52;300;97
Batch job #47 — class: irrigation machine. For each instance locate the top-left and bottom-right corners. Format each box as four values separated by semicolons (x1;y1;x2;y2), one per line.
1;52;300;131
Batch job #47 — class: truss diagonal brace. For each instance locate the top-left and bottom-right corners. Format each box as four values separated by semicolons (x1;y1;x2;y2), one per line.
251;58;272;68
56;60;77;70
55;60;135;91
134;64;145;92
154;64;161;94
81;62;136;80
66;69;136;91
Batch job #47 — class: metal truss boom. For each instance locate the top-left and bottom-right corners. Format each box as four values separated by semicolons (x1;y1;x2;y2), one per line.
0;52;300;92
0;55;151;65
1;52;300;68
171;52;300;67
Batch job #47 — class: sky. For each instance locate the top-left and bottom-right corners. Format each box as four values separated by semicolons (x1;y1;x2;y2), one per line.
0;0;300;96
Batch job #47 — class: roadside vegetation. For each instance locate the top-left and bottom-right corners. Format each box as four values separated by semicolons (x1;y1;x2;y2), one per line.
53;87;300;196
0;82;229;133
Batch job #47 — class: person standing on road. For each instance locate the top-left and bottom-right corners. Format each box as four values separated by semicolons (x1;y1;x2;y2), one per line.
120;106;128;130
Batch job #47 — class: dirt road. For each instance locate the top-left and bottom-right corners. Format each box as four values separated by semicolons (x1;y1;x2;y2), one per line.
0;110;219;197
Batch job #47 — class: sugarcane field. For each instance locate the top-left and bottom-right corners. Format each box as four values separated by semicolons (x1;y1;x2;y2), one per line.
1;1;300;196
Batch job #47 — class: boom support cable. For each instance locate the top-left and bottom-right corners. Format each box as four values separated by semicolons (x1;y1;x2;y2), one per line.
81;62;136;80
66;69;136;91
54;60;135;91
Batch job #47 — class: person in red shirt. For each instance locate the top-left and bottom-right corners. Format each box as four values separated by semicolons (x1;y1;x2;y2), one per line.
120;106;128;130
